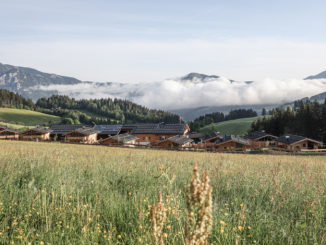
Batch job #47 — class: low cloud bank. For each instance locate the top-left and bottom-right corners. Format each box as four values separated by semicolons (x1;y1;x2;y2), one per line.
34;76;326;110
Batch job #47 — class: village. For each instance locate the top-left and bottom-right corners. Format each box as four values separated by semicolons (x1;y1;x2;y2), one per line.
0;122;324;152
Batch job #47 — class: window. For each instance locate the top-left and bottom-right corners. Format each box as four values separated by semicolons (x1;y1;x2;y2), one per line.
303;143;306;147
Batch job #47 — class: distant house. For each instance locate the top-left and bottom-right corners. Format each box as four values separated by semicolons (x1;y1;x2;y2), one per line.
201;132;223;144
100;133;139;146
121;123;190;144
94;125;122;140
156;135;193;149
188;133;205;144
246;131;277;148
63;127;98;144
49;124;85;141
0;124;7;131
215;135;249;151
275;134;323;151
0;127;20;140
21;127;52;141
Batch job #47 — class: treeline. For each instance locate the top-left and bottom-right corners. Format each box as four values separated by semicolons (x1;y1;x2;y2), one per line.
251;100;326;142
0;89;34;109
35;95;180;125
189;109;257;131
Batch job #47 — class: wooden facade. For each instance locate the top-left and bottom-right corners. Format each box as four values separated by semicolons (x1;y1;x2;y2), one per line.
0;128;19;140
156;135;193;149
215;141;248;151
21;127;51;141
63;128;98;144
276;139;321;151
100;134;139;146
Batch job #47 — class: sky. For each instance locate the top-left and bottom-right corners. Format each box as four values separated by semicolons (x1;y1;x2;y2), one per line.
1;0;326;83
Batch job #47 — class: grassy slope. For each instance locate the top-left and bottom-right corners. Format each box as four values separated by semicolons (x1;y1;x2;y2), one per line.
0;108;61;127
199;116;261;135
0;141;326;244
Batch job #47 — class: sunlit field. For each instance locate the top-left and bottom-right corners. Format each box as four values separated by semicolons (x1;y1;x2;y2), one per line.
1;141;326;244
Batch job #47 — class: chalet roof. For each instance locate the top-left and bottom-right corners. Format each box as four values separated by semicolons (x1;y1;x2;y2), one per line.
22;126;52;134
0;124;7;130
202;132;223;141
188;133;205;139
94;124;122;135
275;134;323;145
165;135;193;145
64;127;98;136
215;135;250;146
50;124;85;135
246;131;277;140
0;127;20;134
102;133;139;143
123;123;188;135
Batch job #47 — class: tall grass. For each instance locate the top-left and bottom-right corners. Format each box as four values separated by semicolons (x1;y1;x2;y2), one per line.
0;141;326;244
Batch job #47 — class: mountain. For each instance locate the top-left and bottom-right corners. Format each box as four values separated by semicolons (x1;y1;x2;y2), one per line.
305;70;326;80
0;62;82;99
181;72;220;81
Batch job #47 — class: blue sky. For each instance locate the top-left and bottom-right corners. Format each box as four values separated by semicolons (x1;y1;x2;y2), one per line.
1;0;326;82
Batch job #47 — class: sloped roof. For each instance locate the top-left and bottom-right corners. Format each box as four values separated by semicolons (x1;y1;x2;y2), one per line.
50;124;85;134
202;132;223;141
63;127;98;136
188;133;205;139
101;133;139;143
246;131;277;140
275;134;323;145
22;126;52;134
123;123;188;135
94;125;122;135
215;135;249;146
0;127;20;134
165;135;193;145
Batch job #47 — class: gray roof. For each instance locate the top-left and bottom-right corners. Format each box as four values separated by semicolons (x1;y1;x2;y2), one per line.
202;132;223;141
246;131;277;140
94;125;122;135
0;127;20;133
215;135;249;146
23;126;52;134
188;133;205;139
275;134;323;145
64;127;98;136
165;135;193;145
50;124;85;135
124;123;188;135
105;133;139;143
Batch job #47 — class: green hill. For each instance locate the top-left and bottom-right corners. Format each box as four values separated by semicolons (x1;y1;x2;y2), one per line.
199;116;262;135
0;108;61;127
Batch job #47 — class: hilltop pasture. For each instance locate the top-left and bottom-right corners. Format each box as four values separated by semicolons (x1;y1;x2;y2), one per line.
0;141;326;244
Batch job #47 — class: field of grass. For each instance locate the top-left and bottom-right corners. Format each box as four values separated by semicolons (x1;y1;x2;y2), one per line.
0;108;61;127
199;116;261;135
1;141;326;244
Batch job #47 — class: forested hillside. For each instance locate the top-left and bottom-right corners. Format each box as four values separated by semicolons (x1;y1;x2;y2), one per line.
0;89;34;109
189;109;257;132
35;95;180;125
251;100;326;142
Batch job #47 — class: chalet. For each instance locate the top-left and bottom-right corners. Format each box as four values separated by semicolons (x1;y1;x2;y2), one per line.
246;131;277;148
156;135;193;149
21;127;52;141
130;123;190;144
63;127;98;144
100;133;139;146
49;124;85;141
215;135;249;151
275;134;323;151
201;132;223;144
94;125;122;140
0;127;20;140
0;124;7;131
188;133;205;144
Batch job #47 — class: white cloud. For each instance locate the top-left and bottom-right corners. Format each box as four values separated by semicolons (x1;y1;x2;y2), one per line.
34;76;326;110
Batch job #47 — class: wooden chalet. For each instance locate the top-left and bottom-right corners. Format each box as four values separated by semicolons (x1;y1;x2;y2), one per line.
201;132;223;144
0;127;20;140
123;123;190;144
156;135;193;149
94;124;122;140
215;135;249;151
275;134;322;151
188;133;205;144
49;124;85;141
21;127;52;141
100;133;139;146
246;131;277;148
0;124;7;131
63;127;98;144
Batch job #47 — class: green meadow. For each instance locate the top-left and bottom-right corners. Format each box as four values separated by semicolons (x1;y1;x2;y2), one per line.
0;141;326;244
